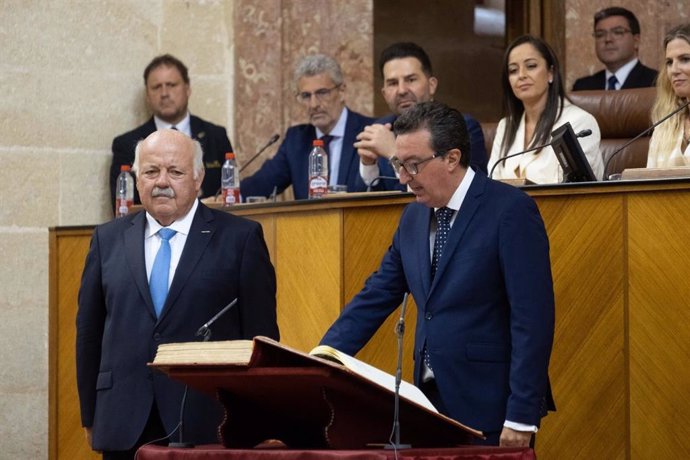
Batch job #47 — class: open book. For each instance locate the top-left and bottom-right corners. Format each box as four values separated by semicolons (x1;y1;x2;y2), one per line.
152;338;436;413
151;336;480;448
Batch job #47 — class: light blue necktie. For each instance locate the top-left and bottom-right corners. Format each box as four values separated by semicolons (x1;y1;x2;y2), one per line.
150;228;176;317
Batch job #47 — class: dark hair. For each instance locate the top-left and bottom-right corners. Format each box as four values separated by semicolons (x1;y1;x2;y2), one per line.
594;7;641;35
379;42;433;78
499;35;565;159
143;54;190;85
393;101;470;168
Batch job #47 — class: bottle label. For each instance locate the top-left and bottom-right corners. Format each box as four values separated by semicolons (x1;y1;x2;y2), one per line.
115;198;133;217
309;176;328;198
223;188;241;206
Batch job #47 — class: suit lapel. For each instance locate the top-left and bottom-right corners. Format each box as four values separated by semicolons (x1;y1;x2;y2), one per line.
158;204;215;322
415;206;434;299
428;172;486;295
124;212;157;319
338;110;358;185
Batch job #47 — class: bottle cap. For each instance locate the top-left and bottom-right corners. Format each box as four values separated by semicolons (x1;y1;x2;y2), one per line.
120;165;131;172
313;139;324;147
225;152;235;160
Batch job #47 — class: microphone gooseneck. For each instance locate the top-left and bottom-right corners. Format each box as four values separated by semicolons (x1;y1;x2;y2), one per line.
366;175;400;192
603;100;690;178
195;298;239;342
239;134;280;173
489;129;593;179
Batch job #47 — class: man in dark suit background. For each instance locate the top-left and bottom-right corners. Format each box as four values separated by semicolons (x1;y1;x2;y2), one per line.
320;101;555;447
110;54;233;210
78;129;278;459
240;54;373;200
572;7;657;91
354;42;487;191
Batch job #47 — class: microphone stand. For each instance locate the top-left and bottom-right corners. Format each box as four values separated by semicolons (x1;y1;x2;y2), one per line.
385;293;412;450
239;134;280;174
168;298;239;448
603;100;690;179
366;176;400;192
489;129;593;179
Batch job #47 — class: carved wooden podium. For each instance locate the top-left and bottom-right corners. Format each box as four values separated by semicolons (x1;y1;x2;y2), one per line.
150;337;481;449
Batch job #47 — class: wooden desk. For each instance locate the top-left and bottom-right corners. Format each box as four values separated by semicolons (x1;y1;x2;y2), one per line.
136;444;536;460
50;181;690;459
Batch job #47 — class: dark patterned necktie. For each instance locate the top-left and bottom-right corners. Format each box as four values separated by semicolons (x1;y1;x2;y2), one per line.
431;207;454;279
321;135;334;180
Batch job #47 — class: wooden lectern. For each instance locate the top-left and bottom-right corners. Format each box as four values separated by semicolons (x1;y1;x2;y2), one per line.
150;337;481;449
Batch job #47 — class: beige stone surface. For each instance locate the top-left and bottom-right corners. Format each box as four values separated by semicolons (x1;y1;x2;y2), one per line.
0;149;60;227
59;150;113;226
0;229;47;458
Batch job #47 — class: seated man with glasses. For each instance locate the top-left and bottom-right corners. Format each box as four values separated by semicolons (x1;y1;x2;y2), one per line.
240;54;374;200
572;6;657;91
320;101;555;447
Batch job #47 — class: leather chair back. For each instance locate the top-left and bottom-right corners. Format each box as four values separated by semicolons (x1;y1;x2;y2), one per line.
480;87;657;176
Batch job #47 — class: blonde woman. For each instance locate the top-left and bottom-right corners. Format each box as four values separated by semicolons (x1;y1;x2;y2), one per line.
648;24;690;167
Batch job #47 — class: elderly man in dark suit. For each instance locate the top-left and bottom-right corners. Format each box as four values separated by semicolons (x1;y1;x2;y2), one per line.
320;102;555;447
572;7;657;91
78;129;278;459
110;54;233;211
240;54;374;200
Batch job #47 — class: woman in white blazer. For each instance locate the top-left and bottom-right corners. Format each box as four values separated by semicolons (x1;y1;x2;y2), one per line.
488;35;604;183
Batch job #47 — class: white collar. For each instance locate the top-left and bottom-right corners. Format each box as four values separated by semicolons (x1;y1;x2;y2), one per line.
145;198;198;239
154;112;192;137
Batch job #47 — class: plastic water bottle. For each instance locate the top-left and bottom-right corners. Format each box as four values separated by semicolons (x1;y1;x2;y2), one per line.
115;165;134;217
221;152;240;206
308;139;328;199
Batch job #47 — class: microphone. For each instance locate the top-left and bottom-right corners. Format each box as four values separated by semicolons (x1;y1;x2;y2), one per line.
385;292;412;450
366;176;400;192
196;298;238;341
489;129;592;179
603;100;690;179
239;134;280;173
168;298;239;449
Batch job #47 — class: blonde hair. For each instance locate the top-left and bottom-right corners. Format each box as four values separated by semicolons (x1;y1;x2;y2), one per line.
648;24;690;167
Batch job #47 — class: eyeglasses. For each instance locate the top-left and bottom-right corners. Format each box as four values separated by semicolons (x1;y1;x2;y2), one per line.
296;85;341;104
390;152;442;176
593;27;632;40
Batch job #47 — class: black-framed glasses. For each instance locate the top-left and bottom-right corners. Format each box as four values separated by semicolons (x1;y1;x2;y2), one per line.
390;152;442;176
296;85;341;104
593;27;632;40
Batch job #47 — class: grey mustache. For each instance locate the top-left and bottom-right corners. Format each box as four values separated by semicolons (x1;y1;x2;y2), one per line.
152;187;175;198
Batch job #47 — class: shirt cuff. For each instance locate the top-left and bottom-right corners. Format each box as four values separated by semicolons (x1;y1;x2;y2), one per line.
359;162;381;186
503;420;538;433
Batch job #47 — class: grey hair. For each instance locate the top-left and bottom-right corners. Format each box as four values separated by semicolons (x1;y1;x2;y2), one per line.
293;54;344;87
132;133;205;180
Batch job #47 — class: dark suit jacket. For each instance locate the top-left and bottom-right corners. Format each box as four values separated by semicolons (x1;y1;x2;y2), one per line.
373;113;488;191
76;203;278;451
572;61;657;91
320;171;555;434
110;115;233;208
240;109;374;200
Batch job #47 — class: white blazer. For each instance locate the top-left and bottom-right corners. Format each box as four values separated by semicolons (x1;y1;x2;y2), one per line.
488;101;604;183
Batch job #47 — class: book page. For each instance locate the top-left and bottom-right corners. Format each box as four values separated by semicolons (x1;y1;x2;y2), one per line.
310;345;437;413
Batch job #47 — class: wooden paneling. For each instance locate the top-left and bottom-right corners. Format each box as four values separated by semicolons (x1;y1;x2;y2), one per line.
628;191;690;459
536;194;626;459
51;183;690;459
50;229;100;460
274;210;342;352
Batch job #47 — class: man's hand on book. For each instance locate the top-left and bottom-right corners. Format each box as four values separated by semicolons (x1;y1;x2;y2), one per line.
499;426;532;447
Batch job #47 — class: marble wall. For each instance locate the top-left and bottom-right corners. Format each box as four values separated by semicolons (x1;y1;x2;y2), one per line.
564;1;690;90
0;1;372;457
